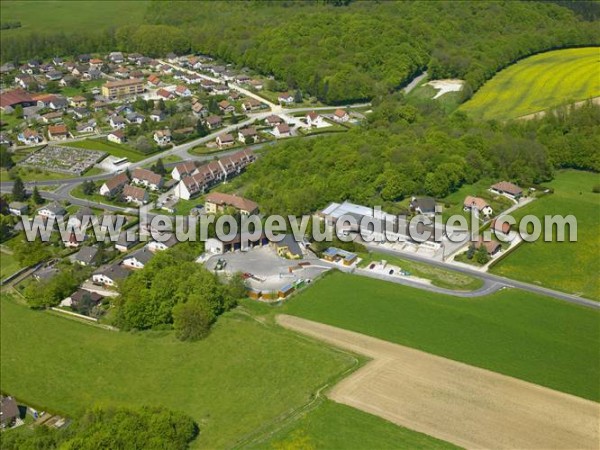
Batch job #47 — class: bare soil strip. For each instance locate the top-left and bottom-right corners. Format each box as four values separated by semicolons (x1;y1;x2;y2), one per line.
277;314;600;449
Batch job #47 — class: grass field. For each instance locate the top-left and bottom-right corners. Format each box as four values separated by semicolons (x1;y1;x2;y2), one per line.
491;170;600;300
0;251;21;279
257;399;456;449
0;296;358;449
359;252;483;291
460;47;600;120
283;272;600;402
64;139;151;163
0;1;148;38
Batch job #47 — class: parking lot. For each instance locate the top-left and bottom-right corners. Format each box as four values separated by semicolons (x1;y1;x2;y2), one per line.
203;245;331;293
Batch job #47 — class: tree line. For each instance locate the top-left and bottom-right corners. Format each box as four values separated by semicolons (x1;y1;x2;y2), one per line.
223;96;599;217
1;2;597;103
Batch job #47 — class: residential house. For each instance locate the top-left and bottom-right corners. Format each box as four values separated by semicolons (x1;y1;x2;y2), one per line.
278;92;295;105
218;100;234;113
70;289;103;308
115;228;139;252
122;184;149;205
306;111;322;127
238;127;258;143
108;52;125;64
18;128;43;145
171;161;198;181
8;202;28;216
147;74;161;87
204;115;222;130
122;247;154;269
242;98;262;112
333;108;350;122
72;245;101;266
475;238;501;256
68;206;94;229
228;91;241;101
156;88;174;100
45;70;63;81
37;202;66;220
76;120;97;133
149;110;166;122
273;123;291;138
265;115;283;126
14;74;36;89
249;79;263;90
463;196;493;217
182;73;202;84
205;192;259;215
153;129;171;146
491;218;511;235
109;115;126;129
410;197;437;217
47;124;69;140
89;58;104;68
41;111;63;123
59;75;75;87
64;231;84;248
491;181;523;200
92;263;130;286
126;112;145;124
88;68;102;80
100;172;129;196
131;168;163;190
107;130;126;144
211;84;229;96
73;107;90;120
0;396;20;429
147;234;178;252
70;95;87;108
175;85;191;97
216;133;234;148
48;96;68;110
192;101;208;117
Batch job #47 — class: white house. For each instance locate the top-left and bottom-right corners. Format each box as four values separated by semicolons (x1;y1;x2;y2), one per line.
109;116;126;129
147;235;178;252
122;184;149;205
122;247;154;269
306;111;322;127
131;168;163;191
216;133;234;148
92;263;130;286
100;172;129;196
37;203;66;220
107;130;126;144
273;123;291;138
171;161;198;181
333;108;350;122
153;129;171;146
463;196;493;217
278;92;295;105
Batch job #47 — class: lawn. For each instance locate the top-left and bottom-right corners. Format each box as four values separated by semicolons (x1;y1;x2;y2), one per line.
283;271;600;402
0;166;78;183
64;139;152;163
0;1;148;38
254;399;456;450
0;250;21;279
0;296;357;449
490;170;600;300
359;251;483;291
405;79;463;114
460;47;600;120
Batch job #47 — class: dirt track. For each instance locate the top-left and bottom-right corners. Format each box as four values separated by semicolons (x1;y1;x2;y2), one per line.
277;314;600;449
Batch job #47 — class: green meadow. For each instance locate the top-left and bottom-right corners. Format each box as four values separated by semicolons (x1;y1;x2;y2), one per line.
283;272;600;402
461;47;600;120
0;296;353;449
491;170;600;300
0;1;148;38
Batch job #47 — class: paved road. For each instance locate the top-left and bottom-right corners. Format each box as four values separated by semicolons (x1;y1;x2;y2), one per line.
367;244;599;309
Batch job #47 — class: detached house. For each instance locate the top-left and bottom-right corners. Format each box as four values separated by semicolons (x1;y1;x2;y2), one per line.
410;197;437;217
153;129;172;146
131;168;163;190
175;85;191;97
216;133;234;148
306;111;322;127
242;98;262;112
37;202;66;220
333;108;350;122
491;181;523;200
265;115;283;126
92;263;130;286
278;92;295;105
100;172;129;197
192;101;208;117
122;184;149;205
109;115;126;129
122;247;154;269
463;196;493;217
218;100;234;113
156;88;174;100
18;128;43;145
273;123;291;138
205;192;259;216
107;130;126;144
149;110;166;122
204;115;222;130
238;127;258;143
47;124;69;140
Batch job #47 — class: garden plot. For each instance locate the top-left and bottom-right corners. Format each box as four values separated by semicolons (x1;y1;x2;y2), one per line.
19;145;106;175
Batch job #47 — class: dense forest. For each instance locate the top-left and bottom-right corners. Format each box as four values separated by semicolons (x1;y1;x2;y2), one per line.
223;98;599;217
2;1;598;103
0;405;198;450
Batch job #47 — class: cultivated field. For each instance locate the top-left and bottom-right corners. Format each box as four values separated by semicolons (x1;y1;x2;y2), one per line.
278;315;600;449
0;1;148;38
460;47;600;120
491;170;600;300
284;272;600;401
0;296;354;449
